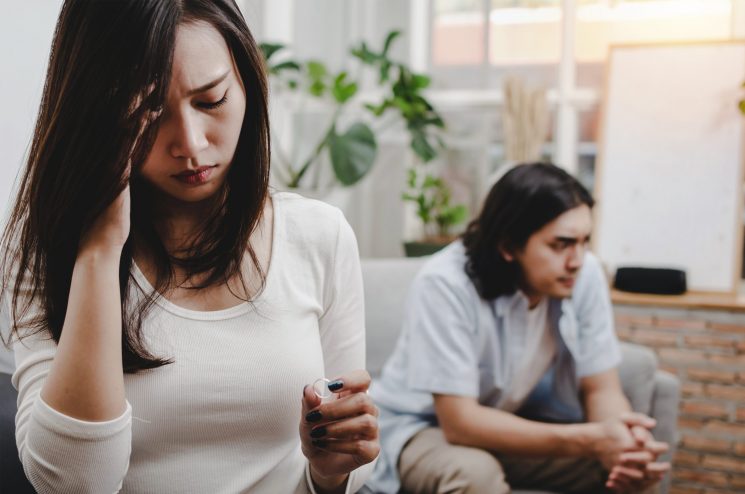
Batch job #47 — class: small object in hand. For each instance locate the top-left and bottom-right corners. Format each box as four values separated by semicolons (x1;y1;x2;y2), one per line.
313;378;332;400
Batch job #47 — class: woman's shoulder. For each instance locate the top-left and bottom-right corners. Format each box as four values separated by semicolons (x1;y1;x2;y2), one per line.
271;190;351;249
272;190;343;220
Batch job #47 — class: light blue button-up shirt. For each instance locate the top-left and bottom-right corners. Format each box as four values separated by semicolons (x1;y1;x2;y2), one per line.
366;241;621;493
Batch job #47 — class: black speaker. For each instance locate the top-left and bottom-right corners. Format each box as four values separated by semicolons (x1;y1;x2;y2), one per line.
613;267;687;295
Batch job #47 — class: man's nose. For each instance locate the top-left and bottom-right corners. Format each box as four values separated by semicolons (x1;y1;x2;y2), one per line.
567;243;585;271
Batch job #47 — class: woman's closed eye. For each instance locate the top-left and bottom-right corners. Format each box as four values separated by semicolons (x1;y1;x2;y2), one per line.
197;90;228;110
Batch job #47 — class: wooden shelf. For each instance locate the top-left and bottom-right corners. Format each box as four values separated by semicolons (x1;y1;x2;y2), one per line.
611;289;745;312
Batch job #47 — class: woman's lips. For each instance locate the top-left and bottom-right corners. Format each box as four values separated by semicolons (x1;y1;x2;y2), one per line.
173;165;217;185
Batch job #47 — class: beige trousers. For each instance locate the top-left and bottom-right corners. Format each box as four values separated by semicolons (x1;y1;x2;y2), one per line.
398;427;611;494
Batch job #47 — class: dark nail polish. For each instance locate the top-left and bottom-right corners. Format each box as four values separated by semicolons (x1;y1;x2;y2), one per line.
328;380;343;392
312;439;327;448
305;410;322;422
310;426;327;438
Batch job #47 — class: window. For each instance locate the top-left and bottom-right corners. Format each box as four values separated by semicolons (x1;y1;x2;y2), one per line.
428;0;737;186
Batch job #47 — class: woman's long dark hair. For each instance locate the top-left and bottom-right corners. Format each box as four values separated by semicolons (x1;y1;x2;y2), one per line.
1;0;270;372
462;163;594;300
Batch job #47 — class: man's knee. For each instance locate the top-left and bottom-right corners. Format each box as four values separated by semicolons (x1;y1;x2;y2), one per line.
400;428;510;494
440;446;509;494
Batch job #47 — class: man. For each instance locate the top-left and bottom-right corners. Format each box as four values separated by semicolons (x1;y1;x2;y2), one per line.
366;163;670;494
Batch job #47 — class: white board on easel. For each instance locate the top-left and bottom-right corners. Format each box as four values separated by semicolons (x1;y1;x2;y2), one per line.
594;41;745;293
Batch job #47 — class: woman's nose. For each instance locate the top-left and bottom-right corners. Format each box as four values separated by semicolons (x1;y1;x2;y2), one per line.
169;111;208;159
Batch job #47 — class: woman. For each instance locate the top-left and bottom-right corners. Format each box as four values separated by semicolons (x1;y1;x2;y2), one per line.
1;1;378;493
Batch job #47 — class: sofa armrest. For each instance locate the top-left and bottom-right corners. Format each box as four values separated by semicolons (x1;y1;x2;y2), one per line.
1;372;35;493
618;342;658;416
650;370;681;459
617;345;680;494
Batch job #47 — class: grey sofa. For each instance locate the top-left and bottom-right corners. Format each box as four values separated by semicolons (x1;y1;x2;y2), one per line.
361;257;680;494
0;257;680;494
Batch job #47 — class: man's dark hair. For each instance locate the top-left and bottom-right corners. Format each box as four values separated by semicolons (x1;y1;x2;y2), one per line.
462;162;594;300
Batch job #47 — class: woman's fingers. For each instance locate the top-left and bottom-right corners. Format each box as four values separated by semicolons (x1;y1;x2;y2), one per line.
300;385;323;431
324;369;372;396
304;391;377;425
309;438;380;459
310;413;378;442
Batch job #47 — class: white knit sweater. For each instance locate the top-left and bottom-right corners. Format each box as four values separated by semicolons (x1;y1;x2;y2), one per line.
11;192;372;494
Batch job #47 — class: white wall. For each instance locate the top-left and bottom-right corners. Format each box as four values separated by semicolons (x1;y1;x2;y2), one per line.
0;0;62;218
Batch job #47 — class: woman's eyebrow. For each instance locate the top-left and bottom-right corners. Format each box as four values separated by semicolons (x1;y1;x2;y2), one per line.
186;70;230;96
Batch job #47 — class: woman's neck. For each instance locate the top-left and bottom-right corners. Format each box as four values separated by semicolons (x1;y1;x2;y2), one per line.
151;194;219;254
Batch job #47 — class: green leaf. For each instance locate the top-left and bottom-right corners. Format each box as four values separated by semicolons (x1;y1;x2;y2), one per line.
740;99;745;115
331;72;358;104
406;168;417;188
364;100;392;117
328;123;378;186
309;80;326;97
437;204;468;230
423;174;440;188
337;83;358;104
392;97;412;115
425;115;446;128
351;42;378;64
379;61;393;83
334;72;348;86
260;42;285;61
412;74;431;89
411;130;437;162
307;61;327;79
382;30;401;57
272;60;301;73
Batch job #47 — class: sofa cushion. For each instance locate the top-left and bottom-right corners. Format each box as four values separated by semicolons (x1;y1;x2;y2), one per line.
362;257;426;377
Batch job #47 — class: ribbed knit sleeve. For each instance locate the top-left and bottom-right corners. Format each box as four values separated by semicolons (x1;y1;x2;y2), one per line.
313;208;375;493
12;320;132;493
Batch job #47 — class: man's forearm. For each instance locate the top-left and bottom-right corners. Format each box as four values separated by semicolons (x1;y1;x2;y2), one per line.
584;387;632;423
439;402;601;458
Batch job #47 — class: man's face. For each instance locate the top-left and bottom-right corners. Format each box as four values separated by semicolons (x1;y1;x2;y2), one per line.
508;204;593;301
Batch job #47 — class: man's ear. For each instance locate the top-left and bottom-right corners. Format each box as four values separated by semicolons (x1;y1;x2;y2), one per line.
498;243;514;262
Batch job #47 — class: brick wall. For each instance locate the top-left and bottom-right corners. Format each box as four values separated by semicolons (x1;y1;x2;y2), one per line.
613;304;745;494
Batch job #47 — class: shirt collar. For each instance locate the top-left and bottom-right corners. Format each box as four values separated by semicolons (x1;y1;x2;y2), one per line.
494;290;539;317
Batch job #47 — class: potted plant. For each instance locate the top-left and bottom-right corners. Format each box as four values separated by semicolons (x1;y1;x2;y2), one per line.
262;31;467;255
401;167;468;257
350;33;468;256
260;43;376;190
261;31;449;184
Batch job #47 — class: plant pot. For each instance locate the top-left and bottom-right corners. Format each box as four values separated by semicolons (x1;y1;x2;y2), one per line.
403;237;454;258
